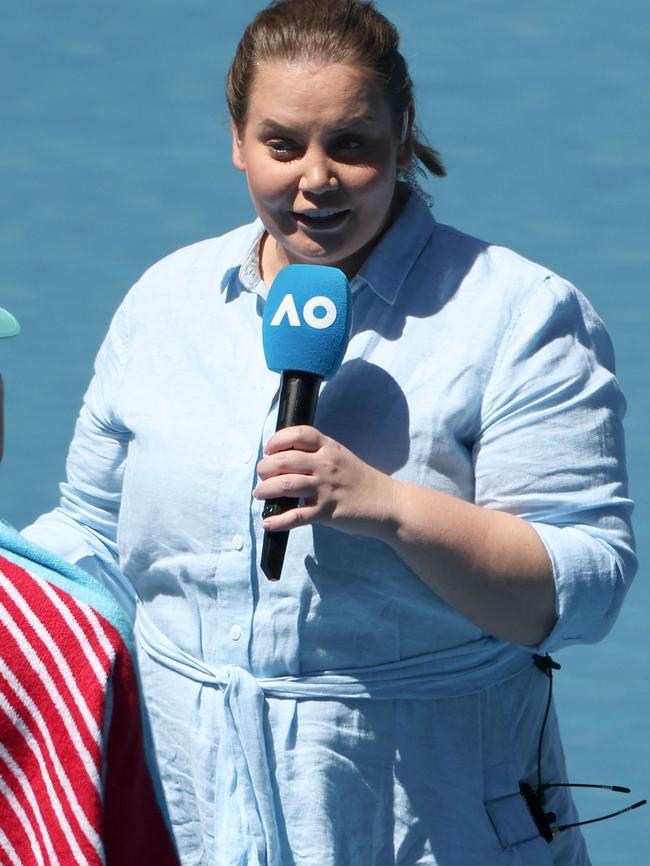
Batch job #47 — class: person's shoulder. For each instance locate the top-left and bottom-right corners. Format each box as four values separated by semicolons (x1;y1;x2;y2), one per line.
432;218;589;315
423;217;612;361
433;220;551;284
110;218;263;321
101;217;263;344
136;218;262;288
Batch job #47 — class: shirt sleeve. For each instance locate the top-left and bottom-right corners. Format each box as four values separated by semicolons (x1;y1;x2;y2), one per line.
22;292;132;591
473;272;637;653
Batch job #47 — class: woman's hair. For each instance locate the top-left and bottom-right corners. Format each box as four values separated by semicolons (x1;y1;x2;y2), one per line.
226;0;446;180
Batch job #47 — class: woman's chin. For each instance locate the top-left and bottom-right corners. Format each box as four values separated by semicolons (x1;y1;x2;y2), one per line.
262;225;372;281
276;238;347;268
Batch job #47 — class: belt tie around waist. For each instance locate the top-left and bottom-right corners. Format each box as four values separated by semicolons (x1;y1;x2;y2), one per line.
135;605;532;866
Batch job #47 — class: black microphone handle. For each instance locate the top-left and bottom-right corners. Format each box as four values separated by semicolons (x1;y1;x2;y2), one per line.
261;371;323;581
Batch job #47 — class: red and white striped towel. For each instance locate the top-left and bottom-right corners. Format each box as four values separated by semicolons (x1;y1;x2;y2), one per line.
0;555;179;866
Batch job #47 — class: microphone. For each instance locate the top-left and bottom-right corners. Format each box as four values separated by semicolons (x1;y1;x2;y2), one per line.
260;264;352;581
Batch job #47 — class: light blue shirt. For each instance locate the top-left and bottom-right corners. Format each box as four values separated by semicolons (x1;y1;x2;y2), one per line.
23;194;635;865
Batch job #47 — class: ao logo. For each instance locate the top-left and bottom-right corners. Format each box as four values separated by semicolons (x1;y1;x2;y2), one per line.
270;294;337;330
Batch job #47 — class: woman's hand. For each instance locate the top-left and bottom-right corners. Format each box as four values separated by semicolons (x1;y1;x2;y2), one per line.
254;425;395;537
254;424;556;646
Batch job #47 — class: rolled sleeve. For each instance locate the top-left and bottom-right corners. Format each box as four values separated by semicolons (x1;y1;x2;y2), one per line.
474;273;636;652
530;519;635;652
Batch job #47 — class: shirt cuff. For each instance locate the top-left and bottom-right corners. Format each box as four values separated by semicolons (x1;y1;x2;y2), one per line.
524;521;635;655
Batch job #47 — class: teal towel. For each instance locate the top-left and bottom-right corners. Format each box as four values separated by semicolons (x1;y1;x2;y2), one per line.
0;519;134;653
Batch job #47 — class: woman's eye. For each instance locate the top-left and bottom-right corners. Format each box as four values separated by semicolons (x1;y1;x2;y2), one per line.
335;136;363;152
268;139;297;157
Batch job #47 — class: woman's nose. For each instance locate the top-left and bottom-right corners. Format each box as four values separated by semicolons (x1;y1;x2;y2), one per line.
298;150;339;194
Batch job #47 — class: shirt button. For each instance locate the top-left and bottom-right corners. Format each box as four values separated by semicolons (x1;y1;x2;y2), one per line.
232;533;244;551
242;451;253;464
229;624;242;641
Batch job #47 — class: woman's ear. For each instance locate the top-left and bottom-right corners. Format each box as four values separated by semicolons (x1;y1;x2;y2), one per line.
397;102;415;169
231;121;246;172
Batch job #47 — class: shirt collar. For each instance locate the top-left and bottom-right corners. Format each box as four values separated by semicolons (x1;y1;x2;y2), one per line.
237;220;267;298
352;193;436;304
228;193;435;304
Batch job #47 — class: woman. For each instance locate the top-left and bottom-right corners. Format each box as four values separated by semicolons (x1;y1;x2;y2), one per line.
24;1;636;864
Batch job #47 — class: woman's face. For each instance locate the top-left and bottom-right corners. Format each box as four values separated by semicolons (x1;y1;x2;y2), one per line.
232;60;410;283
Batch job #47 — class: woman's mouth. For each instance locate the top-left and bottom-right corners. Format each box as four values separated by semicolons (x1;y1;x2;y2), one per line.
291;209;351;230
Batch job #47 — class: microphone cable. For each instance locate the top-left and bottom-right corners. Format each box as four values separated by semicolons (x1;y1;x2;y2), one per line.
518;654;646;843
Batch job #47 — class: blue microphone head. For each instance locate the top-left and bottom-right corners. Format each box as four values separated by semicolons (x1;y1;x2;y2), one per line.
263;264;352;379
